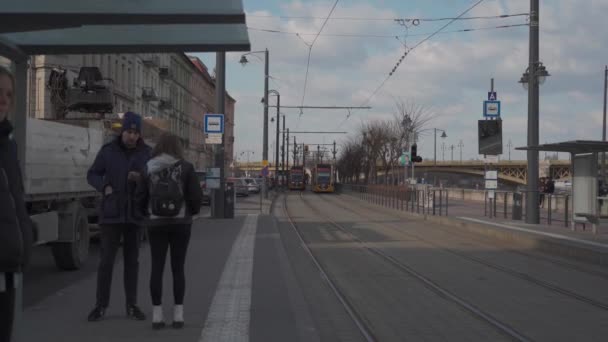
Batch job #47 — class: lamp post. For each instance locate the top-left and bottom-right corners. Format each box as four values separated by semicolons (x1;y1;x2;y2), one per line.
434;128;447;165
240;151;254;177
240;49;270;198
401;115;413;184
267;90;281;187
282;114;286;179
518;0;549;224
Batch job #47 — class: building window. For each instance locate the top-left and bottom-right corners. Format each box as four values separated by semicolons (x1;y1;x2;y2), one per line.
114;60;118;84
127;67;132;94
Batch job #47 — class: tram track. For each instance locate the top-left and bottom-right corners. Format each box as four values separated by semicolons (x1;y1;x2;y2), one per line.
287;192;531;342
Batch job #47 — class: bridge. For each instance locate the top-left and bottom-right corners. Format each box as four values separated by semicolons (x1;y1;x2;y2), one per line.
236;160;572;185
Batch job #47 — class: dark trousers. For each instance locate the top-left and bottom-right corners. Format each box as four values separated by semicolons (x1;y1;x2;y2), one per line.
148;225;191;306
0;273;16;342
96;224;141;308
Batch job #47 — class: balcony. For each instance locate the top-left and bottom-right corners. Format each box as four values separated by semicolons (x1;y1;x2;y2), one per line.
142;55;160;68
159;67;174;80
141;87;159;101
159;98;173;110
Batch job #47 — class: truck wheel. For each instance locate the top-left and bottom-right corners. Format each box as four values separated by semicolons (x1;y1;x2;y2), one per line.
52;205;90;270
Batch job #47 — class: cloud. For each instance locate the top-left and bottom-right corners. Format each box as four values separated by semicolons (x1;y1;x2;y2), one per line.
217;0;608;162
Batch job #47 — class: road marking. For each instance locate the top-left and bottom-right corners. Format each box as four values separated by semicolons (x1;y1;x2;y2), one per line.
200;214;258;342
458;217;608;250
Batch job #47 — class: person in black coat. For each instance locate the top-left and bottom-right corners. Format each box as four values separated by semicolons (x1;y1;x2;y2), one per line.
86;111;151;322
0;66;34;342
136;133;202;329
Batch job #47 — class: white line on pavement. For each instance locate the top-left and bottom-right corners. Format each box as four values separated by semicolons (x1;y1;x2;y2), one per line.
458;217;608;250
200;214;259;342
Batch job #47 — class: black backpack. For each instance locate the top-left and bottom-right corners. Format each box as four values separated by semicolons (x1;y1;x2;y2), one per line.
149;162;184;217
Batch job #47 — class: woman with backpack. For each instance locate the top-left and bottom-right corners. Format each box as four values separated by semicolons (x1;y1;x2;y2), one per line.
136;133;202;329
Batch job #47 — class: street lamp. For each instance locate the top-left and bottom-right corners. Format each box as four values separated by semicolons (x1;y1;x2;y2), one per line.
240;151;254;177
240;49;270;198
434;128;447;165
519;62;550;90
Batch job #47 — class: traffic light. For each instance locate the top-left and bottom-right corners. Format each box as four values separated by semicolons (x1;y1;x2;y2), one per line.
410;144;423;163
478;119;503;155
304;145;309;153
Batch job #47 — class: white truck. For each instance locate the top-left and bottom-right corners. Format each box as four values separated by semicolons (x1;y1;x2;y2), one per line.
23;118;110;270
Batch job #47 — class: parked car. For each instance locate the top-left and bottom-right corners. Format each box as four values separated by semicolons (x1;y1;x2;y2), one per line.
195;170;211;205
244;178;261;193
228;177;249;197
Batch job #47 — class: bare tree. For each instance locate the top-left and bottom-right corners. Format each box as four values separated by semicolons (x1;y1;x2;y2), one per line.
338;99;435;185
394;98;436;148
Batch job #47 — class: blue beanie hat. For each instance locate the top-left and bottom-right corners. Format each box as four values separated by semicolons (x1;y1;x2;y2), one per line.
122;112;142;133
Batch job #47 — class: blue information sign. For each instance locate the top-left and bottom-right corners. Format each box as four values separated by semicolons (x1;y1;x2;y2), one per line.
483;101;501;117
204;114;224;134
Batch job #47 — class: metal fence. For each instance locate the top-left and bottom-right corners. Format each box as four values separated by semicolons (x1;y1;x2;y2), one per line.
346;184;450;217
343;184;573;228
483;191;570;227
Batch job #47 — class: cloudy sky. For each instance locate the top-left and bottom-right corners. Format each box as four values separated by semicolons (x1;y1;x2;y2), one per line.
193;0;608;164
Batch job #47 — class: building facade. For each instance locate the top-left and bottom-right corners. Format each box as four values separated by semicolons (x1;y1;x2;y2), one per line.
20;52;235;170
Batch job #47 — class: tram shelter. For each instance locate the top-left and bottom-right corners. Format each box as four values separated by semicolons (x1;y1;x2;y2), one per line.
518;140;608;234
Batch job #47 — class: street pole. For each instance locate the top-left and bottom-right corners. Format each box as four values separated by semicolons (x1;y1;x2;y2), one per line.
450;145;454;162
508;140;513;161
602;65;607;182
286;129;290;171
458;140;464;163
317;145;321;164
282;115;286;176
275;95;280;187
293;136;297;165
526;0;541;224
263;49;269;199
213;52;226;218
434;128;437;165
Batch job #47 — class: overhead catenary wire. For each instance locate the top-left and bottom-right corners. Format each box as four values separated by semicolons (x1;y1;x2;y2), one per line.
247;13;528;22
344;0;488;125
299;0;340;116
248;23;529;39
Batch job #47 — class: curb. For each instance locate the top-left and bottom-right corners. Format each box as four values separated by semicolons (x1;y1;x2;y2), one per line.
344;192;608;267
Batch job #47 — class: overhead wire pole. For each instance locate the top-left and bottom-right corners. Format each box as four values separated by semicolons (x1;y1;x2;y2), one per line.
282;114;286;176
274;92;281;187
213;52;226;218
602;65;607;183
526;0;541;224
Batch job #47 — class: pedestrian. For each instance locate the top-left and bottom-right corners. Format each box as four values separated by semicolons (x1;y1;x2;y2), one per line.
545;177;555;210
86;111;151;322
0;66;35;342
136;133;202;329
539;177;546;208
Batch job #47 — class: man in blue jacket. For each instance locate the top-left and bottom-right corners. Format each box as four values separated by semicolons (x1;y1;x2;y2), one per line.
87;112;151;322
